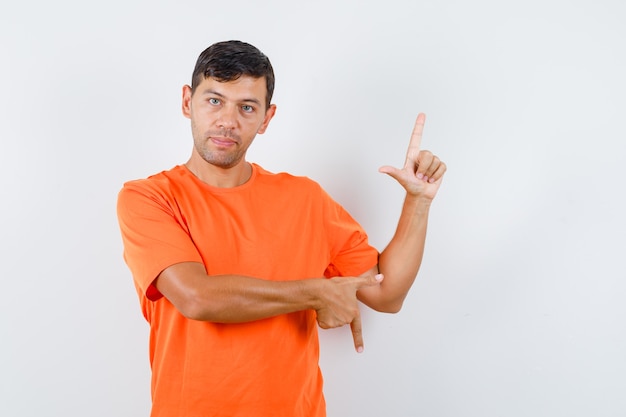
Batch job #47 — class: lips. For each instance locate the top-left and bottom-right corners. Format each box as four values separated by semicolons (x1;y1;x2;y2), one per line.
210;137;237;147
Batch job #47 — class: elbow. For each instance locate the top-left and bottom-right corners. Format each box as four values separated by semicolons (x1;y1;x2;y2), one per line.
360;288;407;314
387;304;403;314
381;302;403;314
176;287;240;322
172;289;215;321
371;297;405;314
176;298;205;321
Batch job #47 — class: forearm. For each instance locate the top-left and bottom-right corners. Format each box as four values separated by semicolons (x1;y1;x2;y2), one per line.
155;262;324;322
196;275;324;322
361;195;432;312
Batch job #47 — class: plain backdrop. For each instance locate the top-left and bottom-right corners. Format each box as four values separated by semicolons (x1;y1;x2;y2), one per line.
1;1;625;416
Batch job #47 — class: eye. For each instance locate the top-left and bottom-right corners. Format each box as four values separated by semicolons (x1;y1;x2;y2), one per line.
241;105;254;113
208;98;220;105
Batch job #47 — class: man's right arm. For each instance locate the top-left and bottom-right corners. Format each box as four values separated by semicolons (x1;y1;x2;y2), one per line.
156;261;321;322
155;261;383;350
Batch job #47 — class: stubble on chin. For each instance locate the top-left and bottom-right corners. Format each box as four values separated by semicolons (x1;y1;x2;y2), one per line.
194;138;243;169
190;119;245;168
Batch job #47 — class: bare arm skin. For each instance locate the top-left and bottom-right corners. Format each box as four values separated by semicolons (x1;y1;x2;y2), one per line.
154;262;383;351
357;113;447;313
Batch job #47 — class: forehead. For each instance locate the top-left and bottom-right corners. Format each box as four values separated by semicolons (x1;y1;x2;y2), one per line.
195;75;267;103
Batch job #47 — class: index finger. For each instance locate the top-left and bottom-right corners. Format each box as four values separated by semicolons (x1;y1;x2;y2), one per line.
355;273;384;289
350;314;365;353
403;113;426;170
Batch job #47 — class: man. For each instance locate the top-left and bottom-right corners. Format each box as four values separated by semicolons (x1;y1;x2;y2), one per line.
117;40;446;417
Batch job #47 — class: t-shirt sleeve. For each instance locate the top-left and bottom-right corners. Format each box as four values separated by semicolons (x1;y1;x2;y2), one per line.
117;181;203;301
320;188;379;278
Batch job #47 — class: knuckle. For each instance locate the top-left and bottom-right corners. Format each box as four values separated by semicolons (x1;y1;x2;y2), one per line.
318;319;333;329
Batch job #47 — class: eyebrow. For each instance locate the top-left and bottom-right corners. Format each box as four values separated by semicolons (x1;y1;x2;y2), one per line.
201;89;262;105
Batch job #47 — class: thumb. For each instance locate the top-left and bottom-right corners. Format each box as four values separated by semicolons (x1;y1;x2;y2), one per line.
378;166;403;181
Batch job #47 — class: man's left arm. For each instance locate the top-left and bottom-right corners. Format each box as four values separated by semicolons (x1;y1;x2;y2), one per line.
357;113;446;313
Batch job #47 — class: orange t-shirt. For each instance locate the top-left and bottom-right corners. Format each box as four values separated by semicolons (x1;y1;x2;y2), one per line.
117;163;378;417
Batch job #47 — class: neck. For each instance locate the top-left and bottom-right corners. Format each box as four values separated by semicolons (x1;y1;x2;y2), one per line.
185;156;252;188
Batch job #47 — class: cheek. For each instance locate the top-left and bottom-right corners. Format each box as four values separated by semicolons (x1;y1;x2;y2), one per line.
191;113;213;129
250;115;268;131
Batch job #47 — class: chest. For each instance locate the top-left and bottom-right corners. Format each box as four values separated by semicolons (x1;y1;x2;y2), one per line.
178;191;330;278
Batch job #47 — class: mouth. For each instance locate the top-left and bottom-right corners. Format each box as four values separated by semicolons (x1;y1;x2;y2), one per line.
210;136;238;147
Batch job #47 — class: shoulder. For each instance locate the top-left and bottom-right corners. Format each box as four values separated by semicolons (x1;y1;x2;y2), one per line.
251;165;343;216
117;165;189;207
253;163;324;194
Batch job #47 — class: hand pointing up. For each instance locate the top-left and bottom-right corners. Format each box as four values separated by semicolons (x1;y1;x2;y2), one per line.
378;113;446;200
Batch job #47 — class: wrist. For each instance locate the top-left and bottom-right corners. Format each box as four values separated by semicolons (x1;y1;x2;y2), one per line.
298;278;326;311
404;194;432;213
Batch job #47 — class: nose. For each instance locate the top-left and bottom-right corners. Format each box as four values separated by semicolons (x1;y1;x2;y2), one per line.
216;105;238;130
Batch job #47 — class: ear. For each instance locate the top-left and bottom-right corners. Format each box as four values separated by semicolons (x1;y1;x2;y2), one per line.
181;85;192;119
257;104;277;134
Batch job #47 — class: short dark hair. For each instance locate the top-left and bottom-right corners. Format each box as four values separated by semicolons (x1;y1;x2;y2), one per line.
190;40;275;109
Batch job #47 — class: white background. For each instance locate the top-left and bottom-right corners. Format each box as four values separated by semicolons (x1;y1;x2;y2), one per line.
1;1;625;416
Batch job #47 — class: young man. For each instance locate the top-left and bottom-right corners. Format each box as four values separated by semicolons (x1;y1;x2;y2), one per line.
117;40;446;417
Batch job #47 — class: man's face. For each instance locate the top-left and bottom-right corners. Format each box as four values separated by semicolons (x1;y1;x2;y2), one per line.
182;75;276;169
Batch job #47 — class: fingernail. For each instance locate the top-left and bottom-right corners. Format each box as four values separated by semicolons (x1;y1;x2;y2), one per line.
423;176;429;182
417;173;424;179
357;346;364;353
429;177;435;183
375;274;383;281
